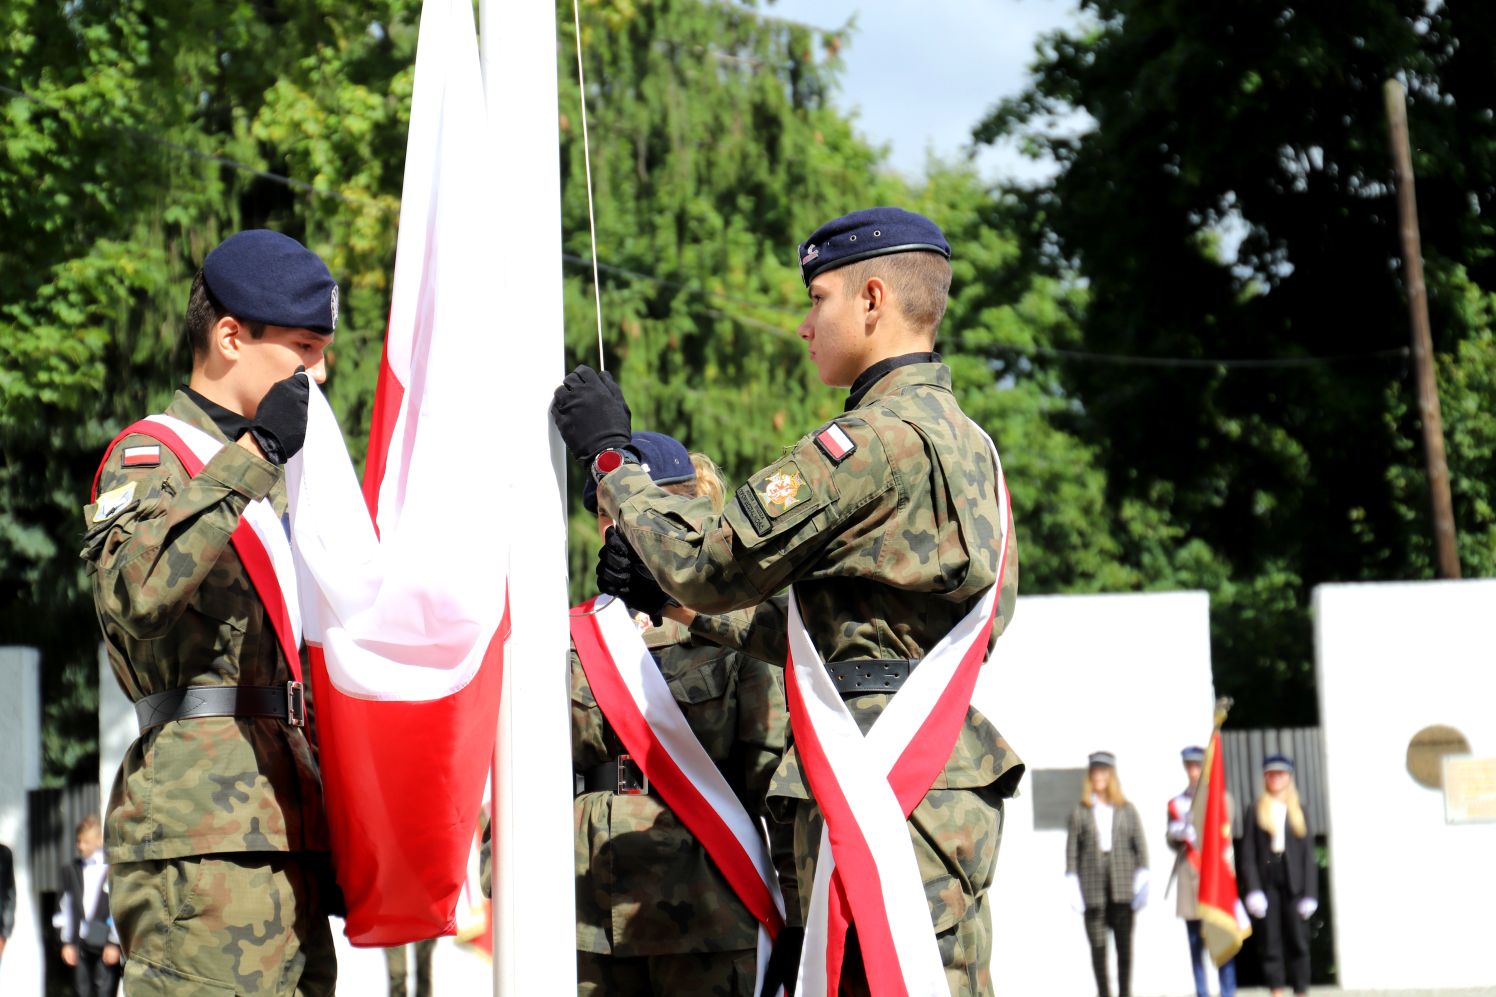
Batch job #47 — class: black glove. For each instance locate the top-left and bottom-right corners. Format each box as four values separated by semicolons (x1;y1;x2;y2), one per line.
596;527;668;626
551;364;631;462
250;366;310;465
758;925;804;997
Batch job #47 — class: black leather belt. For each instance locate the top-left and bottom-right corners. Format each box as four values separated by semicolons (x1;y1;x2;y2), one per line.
827;659;918;697
580;755;650;796
135;683;306;732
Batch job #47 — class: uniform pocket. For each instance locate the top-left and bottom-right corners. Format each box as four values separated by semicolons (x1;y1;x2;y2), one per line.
123;953;237;996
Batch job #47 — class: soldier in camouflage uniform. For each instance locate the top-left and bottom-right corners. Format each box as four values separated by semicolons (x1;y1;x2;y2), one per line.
553;207;1023;995
82;231;338;995
572;432;797;997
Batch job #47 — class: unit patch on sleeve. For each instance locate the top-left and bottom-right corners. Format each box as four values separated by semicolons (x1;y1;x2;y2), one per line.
120;444;161;468
758;462;809;517
814;422;857;464
93;481;137;523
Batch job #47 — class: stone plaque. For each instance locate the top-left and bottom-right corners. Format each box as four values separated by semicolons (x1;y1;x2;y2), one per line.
1030;768;1086;831
1406;724;1471;789
1443;756;1496;824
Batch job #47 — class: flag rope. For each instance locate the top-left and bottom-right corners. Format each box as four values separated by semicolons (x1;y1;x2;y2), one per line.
571;0;606;372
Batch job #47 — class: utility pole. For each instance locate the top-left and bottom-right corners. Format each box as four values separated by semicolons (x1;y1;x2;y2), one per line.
1384;79;1461;579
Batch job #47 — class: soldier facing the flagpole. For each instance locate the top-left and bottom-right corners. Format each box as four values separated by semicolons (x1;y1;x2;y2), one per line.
552;207;1023;995
82;230;338;995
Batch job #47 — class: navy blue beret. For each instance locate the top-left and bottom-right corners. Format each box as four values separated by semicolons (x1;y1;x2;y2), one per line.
1181;746;1206;764
797;207;951;286
583;431;695;513
203;230;339;333
1263;753;1295;774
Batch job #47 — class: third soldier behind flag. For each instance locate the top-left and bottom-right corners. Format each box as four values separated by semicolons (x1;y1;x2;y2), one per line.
552;207;1023;996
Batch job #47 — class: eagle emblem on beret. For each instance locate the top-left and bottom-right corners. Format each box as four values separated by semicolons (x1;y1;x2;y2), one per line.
330;285;340;330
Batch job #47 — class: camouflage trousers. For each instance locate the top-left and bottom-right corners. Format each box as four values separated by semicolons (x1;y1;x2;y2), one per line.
384;938;436;997
576;947;758;997
111;851;336;996
789;789;1005;997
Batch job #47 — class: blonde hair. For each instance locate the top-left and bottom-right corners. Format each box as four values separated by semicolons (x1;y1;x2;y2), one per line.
659;452;727;515
1081;770;1127;808
688;452;726;514
1257;779;1308;838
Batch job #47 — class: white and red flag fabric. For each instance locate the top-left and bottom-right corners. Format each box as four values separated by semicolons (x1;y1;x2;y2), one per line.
284;0;509;945
1191;718;1252;966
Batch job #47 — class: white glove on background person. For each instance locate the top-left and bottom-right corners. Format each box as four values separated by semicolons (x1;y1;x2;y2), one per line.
1131;867;1150;911
1184;823;1198;847
1297;897;1318;920
1067;873;1086;913
1245;890;1268;919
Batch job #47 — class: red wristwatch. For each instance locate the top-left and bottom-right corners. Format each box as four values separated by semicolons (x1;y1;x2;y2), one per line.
590;447;639;482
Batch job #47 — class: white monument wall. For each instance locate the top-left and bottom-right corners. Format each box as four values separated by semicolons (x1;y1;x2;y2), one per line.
1314;579;1496;991
973;591;1220;997
0;647;44;996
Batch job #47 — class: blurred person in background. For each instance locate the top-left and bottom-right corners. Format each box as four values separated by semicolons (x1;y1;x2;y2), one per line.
57;816;121;997
1240;754;1316;997
1067;751;1149;997
1167;746;1237;997
0;841;14;970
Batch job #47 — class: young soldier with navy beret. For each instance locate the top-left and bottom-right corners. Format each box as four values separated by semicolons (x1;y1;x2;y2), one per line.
553;207;1023;995
83;230;339;994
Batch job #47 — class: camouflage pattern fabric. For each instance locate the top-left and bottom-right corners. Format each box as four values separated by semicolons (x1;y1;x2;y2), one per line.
110;851;336;995
598;361;1024;980
577;946;758;997
573;613;797;959
384;938;437;997
81;391;327;863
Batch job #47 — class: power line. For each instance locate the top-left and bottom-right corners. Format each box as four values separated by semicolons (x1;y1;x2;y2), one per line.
1015;345;1412;370
2;81;1419;373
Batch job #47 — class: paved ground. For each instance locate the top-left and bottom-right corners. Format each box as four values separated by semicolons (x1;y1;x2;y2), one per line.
1220;982;1490;988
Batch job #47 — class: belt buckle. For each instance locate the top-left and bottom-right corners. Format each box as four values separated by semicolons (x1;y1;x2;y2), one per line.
286;681;306;728
616;754;648;795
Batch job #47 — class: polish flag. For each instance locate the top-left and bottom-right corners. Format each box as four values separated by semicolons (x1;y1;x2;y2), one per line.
285;0;508;946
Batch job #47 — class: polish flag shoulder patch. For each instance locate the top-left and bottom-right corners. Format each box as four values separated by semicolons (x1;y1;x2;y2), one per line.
814;422;857;464
120;444;161;468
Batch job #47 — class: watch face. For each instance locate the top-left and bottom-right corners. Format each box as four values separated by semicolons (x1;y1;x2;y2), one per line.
595;449;625;474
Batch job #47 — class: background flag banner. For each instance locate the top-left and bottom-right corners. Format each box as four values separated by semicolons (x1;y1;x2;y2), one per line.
1192;718;1251;966
286;0;509;946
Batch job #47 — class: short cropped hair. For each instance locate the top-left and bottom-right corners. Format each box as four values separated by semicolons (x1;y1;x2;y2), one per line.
184;270;265;361
837;250;952;336
75;814;101;839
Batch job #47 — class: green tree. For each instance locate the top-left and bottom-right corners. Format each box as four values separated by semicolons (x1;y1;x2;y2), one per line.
980;0;1496;723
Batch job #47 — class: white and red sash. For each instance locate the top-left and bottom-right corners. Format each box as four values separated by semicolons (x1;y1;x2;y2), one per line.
786;432;1013;997
1169;792;1202;874
92;416;302;680
570;595;787;993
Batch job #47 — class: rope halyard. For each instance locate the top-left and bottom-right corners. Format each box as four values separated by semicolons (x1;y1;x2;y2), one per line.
571;0;606;372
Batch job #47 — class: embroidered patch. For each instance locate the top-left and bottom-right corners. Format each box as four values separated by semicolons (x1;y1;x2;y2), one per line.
758;462;809;517
814;423;857;464
735;484;772;537
120;444;160;468
93;481;137;523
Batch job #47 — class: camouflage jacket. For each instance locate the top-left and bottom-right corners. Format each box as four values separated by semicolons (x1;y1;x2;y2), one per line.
573;612;796;956
598;362;1025;805
82;391;327;863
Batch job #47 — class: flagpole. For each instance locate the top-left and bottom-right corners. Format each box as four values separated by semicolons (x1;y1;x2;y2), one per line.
478;1;576;993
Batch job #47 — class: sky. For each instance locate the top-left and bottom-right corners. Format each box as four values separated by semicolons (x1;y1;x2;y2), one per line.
764;0;1084;184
